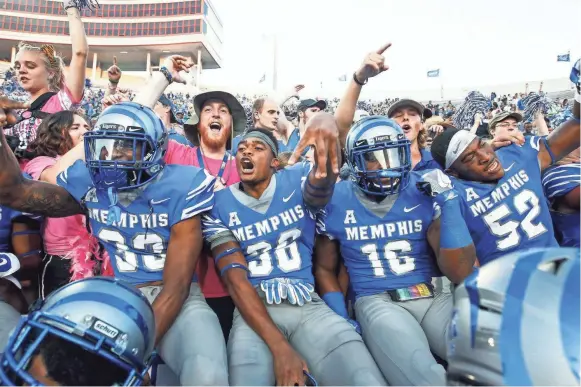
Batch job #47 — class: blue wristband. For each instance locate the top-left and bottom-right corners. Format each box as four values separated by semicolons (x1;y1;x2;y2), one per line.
215;247;242;263
322;291;348;319
440;197;473;249
220;263;250;277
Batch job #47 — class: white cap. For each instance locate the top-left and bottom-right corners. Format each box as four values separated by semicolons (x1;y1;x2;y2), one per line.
0;253;22;289
353;109;370;123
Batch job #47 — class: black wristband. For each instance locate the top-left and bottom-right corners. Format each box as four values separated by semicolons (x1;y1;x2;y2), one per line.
353;72;368;86
160;66;173;84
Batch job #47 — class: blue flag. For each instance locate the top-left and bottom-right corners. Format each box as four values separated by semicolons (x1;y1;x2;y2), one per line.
557;53;571;62
427;69;440;77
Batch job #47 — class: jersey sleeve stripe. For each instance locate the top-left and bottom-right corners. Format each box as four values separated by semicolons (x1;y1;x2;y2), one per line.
181;193;215;220
186;174;216;201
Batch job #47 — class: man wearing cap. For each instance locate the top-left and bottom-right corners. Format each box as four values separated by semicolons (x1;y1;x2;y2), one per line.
430;94;580;266
387;99;442;171
488;111;524;141
334;42;441;171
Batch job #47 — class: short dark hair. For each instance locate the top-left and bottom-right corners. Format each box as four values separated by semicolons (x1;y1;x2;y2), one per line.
32;334;128;386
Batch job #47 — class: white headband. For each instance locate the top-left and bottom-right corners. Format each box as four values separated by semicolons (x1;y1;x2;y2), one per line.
445;131;478;169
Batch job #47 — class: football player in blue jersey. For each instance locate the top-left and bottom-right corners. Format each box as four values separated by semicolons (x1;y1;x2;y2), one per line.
542;150;580;247
202;115;387;386
0;101;228;385
430;61;580;265
1;277;157;386
314;115;477;385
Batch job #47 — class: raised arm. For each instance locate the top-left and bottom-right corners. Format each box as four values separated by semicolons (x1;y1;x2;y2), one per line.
334;43;391;147
0;107;83;217
288;113;341;209
202;216;308;386
539;99;580;171
539;61;581;170
62;0;89;102
132;55;193;109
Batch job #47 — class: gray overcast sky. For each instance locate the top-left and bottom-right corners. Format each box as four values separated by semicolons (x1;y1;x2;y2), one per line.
202;0;580;98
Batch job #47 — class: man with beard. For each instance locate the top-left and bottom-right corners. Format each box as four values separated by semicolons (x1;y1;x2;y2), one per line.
161;90;246;341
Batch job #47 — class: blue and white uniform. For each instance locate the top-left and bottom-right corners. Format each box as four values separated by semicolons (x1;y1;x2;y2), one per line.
202;162;386;386
317;174;451;385
453;136;558;265
317;115;453;385
542;162;580;247
53;102;228;385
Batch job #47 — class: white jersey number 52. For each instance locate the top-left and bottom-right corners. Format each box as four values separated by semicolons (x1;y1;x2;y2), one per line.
483;189;547;250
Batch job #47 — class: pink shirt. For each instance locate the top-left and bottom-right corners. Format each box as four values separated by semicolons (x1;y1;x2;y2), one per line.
5;86;82;169
164;141;240;298
24;156;87;256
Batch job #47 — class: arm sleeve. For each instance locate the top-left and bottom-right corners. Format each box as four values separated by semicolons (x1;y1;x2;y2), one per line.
55;160;93;203
170;168;216;227
542;163;581;199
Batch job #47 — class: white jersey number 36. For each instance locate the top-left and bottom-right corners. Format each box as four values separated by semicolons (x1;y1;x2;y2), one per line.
246;228;302;276
483;189;547;250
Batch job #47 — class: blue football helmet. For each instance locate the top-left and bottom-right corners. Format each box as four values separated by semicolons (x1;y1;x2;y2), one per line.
84;102;167;190
0;277;156;386
448;247;580;386
345;115;411;196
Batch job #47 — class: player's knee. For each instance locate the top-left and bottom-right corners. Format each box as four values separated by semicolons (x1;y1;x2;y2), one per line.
179;354;229;386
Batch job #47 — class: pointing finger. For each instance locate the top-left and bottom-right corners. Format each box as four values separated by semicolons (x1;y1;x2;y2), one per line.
376;42;392;55
113;56;118;66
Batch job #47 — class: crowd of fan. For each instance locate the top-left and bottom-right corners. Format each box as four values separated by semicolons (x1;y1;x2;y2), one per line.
0;0;579;382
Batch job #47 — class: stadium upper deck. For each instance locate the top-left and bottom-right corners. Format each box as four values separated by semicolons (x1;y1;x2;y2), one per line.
0;0;223;73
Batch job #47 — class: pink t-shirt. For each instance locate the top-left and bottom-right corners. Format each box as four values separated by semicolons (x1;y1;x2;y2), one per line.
164;140;240;298
5;86;82;169
24;156;87;256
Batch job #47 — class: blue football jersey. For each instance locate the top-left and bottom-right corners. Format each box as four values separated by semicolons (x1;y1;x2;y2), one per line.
57;160;215;285
453;136;558;265
317;172;440;298
202;162;316;286
542;162;580;247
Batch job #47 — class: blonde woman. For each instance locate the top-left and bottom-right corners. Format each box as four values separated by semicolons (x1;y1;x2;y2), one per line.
5;0;91;166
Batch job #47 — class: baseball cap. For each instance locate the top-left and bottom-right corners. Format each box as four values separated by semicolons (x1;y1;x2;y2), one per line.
387;99;425;119
158;94;181;124
0;252;22;289
298;99;327;112
488;111;523;131
353;109;370;123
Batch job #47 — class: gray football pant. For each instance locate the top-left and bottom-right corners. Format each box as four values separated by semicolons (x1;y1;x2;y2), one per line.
0;301;20;352
354;290;453;386
228;292;387;386
140;283;228;386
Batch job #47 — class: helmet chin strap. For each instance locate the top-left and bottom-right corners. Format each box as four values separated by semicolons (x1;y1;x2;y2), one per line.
107;187;122;226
